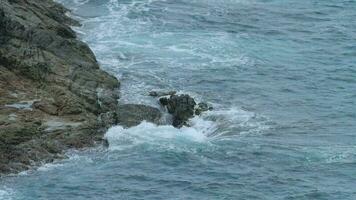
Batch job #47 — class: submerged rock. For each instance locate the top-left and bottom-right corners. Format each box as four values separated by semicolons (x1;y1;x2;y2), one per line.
117;104;162;128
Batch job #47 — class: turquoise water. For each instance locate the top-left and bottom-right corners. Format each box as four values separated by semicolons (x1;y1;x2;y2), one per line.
1;0;356;199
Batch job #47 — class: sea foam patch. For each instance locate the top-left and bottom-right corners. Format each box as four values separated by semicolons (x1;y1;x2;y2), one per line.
204;107;272;137
0;187;14;200
105;118;218;152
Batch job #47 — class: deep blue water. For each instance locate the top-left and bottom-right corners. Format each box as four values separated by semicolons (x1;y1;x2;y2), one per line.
1;0;356;199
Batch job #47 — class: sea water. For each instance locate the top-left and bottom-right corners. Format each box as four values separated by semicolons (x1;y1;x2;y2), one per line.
1;0;356;199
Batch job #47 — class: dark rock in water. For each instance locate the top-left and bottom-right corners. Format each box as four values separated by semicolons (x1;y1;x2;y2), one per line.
159;97;169;106
159;94;196;128
195;102;213;115
117;104;162;128
157;94;213;128
149;90;176;97
0;0;120;175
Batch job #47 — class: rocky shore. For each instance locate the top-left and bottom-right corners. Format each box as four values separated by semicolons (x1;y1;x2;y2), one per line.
0;0;212;176
0;0;121;175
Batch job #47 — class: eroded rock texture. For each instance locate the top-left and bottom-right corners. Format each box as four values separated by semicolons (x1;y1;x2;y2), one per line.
0;0;120;175
159;94;213;128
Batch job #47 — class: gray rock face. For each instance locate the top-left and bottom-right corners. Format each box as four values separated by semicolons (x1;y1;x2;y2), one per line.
160;95;196;128
158;94;213;128
117;104;162;128
0;0;119;175
195;102;213;115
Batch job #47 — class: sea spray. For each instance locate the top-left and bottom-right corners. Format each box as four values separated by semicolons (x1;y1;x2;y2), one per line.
2;0;355;199
0;187;14;200
104;120;216;152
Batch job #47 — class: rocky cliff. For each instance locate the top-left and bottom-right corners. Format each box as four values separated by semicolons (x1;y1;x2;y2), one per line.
0;0;120;174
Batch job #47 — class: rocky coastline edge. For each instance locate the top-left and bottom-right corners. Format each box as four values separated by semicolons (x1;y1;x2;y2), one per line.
0;0;211;176
0;0;122;175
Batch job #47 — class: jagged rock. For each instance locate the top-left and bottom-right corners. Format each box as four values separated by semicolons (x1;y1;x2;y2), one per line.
195;102;213;115
158;94;213;128
159;94;196;128
159;97;169;106
99;111;119;129
117;104;162;127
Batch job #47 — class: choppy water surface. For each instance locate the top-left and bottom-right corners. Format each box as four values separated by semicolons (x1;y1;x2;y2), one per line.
1;0;356;199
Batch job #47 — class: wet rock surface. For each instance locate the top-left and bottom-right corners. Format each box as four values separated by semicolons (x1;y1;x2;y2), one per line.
149;90;177;97
117;104;162;128
159;94;212;128
195;102;213;115
0;0;119;175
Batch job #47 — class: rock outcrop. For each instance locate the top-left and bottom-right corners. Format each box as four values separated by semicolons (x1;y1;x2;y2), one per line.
0;0;119;175
116;104;162;128
161;94;196;127
159;94;212;128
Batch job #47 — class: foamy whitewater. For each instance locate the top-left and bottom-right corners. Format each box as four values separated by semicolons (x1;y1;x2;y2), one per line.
1;0;356;199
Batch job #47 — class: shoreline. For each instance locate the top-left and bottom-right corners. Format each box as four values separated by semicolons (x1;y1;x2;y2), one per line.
0;0;120;175
0;0;209;177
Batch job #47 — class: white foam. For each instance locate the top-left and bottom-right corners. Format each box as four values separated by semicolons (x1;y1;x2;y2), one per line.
37;163;66;172
203;107;271;137
104;104;270;152
103;106;272;152
0;187;14;200
14;150;96;176
73;0;89;5
36;152;94;172
4;100;39;110
105;119;217;151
